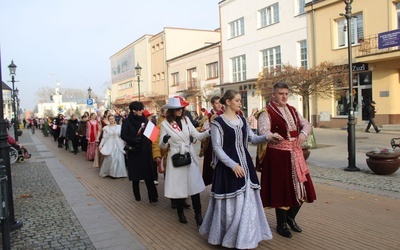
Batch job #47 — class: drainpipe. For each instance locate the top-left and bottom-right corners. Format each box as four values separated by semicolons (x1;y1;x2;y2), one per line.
311;1;319;127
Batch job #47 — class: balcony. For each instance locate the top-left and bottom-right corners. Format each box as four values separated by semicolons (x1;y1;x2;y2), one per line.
176;80;201;92
355;34;400;62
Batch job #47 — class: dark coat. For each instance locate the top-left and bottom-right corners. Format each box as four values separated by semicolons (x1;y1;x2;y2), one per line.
366;105;376;119
121;113;154;181
66;119;79;140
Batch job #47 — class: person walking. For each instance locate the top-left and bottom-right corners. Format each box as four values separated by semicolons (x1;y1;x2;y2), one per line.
76;115;88;152
159;97;210;225
52;114;64;142
258;82;316;238
99;115;127;178
86;112;101;161
201;96;224;186
58;119;68;149
66;114;79;154
365;101;381;133
121;101;158;203
199;90;274;249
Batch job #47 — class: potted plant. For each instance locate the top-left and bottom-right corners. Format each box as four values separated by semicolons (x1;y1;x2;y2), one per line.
365;148;400;175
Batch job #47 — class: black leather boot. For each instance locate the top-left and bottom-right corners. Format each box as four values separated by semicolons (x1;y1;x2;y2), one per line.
287;206;302;232
191;194;202;226
176;199;187;224
275;208;292;238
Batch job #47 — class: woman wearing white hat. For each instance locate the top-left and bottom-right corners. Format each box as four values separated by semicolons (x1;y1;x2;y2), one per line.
159;96;210;225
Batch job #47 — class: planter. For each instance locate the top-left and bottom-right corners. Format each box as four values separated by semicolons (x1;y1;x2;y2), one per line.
302;145;311;161
365;152;400;175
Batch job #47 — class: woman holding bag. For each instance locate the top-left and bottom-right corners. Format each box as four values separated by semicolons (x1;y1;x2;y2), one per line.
159;97;210;225
99;115;127;178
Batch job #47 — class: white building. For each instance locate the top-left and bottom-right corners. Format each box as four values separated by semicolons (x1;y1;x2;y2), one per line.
219;0;308;116
37;83;97;118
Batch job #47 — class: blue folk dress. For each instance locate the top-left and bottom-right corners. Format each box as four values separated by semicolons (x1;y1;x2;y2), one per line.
199;115;272;249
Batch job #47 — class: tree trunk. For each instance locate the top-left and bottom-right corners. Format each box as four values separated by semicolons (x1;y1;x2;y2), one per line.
302;94;310;121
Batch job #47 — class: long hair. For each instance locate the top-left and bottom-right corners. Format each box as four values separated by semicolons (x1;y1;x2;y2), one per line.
165;108;186;124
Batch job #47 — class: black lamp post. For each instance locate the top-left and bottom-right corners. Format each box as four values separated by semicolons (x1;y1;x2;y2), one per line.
135;63;142;102
14;88;19;124
8;61;19;141
342;0;360;171
1;57;23;232
87;87;92;114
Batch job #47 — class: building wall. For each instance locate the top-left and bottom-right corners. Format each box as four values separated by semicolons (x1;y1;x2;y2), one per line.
306;0;400;127
168;43;221;113
219;0;308;116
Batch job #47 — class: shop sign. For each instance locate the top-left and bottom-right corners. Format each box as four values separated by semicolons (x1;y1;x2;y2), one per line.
352;63;368;72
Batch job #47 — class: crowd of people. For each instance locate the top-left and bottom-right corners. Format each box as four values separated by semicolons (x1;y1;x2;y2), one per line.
31;83;315;249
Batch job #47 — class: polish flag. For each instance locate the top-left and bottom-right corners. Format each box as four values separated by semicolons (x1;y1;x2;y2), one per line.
143;122;160;142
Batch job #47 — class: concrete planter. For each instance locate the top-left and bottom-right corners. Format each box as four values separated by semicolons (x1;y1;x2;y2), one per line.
365;152;400;175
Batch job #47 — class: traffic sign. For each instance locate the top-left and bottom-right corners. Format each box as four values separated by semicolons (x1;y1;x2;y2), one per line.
87;98;93;106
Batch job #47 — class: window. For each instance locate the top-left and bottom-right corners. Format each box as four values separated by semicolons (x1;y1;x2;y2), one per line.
206;62;218;79
231;55;246;82
397;3;400;28
297;0;305;15
187;68;197;88
152;46;155;53
119;81;133;90
337;13;364;48
156;73;160;81
299;40;308;69
153;74;156;82
161;72;165;80
171;72;179;86
160;42;164;49
261;46;281;72
229;17;245;38
259;3;279;28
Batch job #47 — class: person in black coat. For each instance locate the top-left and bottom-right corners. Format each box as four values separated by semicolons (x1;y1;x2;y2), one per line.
53;114;64;142
121;101;158;203
365;101;381;133
66;114;79;154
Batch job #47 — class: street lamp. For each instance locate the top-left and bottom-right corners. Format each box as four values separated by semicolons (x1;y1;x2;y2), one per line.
135;63;142;102
1;57;23;232
8;60;19;141
14;88;19;128
341;0;360;171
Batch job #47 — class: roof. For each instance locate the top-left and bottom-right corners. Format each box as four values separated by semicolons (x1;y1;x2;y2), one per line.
1;81;12;91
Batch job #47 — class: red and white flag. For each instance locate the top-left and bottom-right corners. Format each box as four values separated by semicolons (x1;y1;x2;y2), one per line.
143;122;160;142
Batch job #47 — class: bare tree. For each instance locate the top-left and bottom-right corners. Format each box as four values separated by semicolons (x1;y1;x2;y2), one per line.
256;62;347;120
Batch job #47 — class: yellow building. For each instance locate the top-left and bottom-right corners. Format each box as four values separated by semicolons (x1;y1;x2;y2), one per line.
306;0;400;128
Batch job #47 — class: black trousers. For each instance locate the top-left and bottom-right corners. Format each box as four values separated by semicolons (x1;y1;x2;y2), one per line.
132;180;158;201
366;118;379;132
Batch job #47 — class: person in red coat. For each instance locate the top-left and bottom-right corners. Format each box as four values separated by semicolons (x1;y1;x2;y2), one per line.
258;82;316;238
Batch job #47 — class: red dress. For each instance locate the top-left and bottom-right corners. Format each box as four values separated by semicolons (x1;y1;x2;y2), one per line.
86;120;100;160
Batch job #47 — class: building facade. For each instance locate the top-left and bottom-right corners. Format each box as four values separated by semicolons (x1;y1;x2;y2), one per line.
167;42;221;115
306;0;400;128
219;0;309;117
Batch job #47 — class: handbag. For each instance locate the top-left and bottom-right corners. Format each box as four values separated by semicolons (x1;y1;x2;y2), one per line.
171;152;191;167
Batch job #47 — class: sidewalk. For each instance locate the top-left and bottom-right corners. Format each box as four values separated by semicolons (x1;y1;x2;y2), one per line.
3;128;400;249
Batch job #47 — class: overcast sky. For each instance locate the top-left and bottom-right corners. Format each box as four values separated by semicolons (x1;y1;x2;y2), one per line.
0;0;219;111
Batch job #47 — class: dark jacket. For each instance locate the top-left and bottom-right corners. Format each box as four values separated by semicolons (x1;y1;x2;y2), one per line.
366;105;376;119
121;113;154;181
66;119;79;140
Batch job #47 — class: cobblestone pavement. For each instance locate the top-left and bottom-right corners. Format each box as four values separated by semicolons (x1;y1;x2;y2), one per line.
2;132;95;250
1;127;400;249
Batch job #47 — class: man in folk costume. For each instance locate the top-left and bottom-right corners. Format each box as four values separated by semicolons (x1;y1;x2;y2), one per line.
258;82;316;238
201;95;224;186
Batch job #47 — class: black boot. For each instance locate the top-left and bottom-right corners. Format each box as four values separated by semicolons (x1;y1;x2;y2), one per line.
191;194;203;226
176;199;187;224
171;199;177;209
132;181;141;201
275;208;292;238
183;199;191;209
287;206;302;232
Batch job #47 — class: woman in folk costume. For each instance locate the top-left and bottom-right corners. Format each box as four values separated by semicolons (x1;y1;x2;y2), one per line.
159;97;210;225
199;89;280;249
121;101;158;203
99;115;127;178
86;112;101;161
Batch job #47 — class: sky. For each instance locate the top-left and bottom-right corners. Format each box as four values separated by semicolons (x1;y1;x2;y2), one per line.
0;0;220;111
